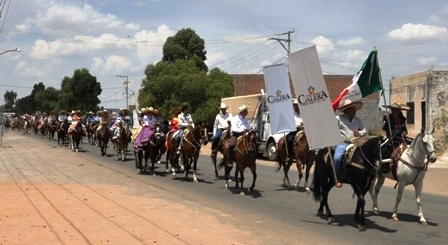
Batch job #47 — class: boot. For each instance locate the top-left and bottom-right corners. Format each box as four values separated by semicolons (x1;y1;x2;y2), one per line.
210;147;218;158
176;138;182;154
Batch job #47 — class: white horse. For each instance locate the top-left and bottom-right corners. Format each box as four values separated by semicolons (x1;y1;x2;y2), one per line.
369;128;437;225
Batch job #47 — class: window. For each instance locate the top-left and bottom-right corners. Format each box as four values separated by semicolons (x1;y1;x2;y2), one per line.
407;102;414;124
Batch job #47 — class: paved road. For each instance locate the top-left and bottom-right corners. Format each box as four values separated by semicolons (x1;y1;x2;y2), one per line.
1;130;448;244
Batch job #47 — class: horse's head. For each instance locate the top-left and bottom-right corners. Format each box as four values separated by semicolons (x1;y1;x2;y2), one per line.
413;128;437;164
238;129;257;157
197;123;208;146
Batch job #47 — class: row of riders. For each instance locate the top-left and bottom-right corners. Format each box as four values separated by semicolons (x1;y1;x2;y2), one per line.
7;98;436;230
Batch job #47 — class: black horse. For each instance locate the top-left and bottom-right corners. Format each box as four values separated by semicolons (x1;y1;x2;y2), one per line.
312;136;391;231
57;120;69;146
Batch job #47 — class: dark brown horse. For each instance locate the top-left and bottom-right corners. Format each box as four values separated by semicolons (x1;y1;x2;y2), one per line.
134;129;163;175
68;121;83;152
275;131;315;191
219;129;258;195
114;123;130;161
47;120;57;141
87;121;98;145
169;124;208;181
210;129;231;178
97;123;110;156
57;120;69;146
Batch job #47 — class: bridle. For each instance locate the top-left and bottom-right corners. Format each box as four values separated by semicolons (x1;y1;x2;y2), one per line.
182;126;208;151
235;130;257;158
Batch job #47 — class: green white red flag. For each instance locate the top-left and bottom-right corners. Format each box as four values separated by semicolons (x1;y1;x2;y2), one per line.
331;49;384;111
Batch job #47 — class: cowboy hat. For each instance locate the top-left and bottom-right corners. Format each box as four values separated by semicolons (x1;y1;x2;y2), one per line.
153;109;159;114
172;108;181;116
59;110;67;115
219;103;228;109
338;99;363;112
146;107;154;113
382;101;410;111
86;111;94;115
118;108;130;115
71;110;83;117
98;110;109;116
238;104;249;114
42;112;47;116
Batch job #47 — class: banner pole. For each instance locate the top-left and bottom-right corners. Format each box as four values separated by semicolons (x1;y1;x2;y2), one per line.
375;51;393;141
327;146;339;186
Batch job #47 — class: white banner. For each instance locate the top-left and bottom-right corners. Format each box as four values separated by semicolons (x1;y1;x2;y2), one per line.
263;63;296;134
287;46;341;149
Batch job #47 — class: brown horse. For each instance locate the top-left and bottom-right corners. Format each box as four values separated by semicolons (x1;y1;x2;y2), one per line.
169;124;208;182
275;131;316;191
47;120;57;141
68;121;83;152
87;121;98;145
210;129;231;178
114;123;130;161
97;123;110;156
218;129;258;195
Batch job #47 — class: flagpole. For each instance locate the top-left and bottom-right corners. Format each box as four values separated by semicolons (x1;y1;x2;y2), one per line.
375;48;393;141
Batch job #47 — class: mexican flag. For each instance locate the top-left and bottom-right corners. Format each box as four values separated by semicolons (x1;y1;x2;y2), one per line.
331;49;384;111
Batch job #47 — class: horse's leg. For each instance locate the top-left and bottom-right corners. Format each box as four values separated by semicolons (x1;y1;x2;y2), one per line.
192;155;199;183
239;168;245;196
392;182;406;221
352;181;367;231
304;159;313;192
369;174;385;215
234;164;240;191
281;158;291;188
249;163;257;193
294;159;304;190
212;155;219;179
414;180;427;225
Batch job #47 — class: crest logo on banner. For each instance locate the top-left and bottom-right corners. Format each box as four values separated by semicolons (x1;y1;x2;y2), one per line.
263;63;296;135
287;46;341;149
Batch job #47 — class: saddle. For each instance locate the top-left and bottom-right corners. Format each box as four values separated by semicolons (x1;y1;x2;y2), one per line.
380;143;407;179
324;143;359;174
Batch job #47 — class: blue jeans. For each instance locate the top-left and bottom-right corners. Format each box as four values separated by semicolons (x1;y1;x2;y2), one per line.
211;129;224;151
177;128;185;141
334;143;349;178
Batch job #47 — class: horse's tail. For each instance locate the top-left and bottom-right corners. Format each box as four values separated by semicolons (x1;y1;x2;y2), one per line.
274;160;282;172
218;158;226;170
312;168;322;202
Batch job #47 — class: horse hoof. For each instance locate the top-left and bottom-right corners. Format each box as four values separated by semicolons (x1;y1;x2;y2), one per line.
75;149;78;152
305;187;311;193
317;210;324;216
240;192;245;196
328;217;335;223
165;169;170;173
357;224;366;231
193;178;198;183
373;208;380;215
225;184;228;189
420;220;428;225
392;214;399;221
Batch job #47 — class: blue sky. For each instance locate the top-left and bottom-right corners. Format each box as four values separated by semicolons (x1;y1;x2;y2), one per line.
1;0;448;109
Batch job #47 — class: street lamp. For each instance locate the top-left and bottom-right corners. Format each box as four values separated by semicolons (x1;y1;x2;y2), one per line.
0;48;21;56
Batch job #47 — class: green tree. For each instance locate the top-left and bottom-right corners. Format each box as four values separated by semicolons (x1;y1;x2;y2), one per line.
15;95;34;114
59;68;102;112
162;28;208;72
3;90;17;112
35;87;60;113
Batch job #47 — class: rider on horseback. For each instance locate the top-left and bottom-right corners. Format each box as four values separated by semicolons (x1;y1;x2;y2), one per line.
334;100;366;188
176;105;195;154
85;111;95;127
210;103;233;158
112;108;131;141
285;98;303;161
227;105;252;167
133;107;155;151
38;112;48;130
58;110;68;122
48;111;56;123
382;101;412;147
96;110;110;135
68;110;87;136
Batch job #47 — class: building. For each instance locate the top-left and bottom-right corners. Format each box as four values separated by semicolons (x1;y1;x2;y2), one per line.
389;70;448;151
231;74;382;134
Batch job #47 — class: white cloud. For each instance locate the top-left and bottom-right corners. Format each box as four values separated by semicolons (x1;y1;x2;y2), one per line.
310;36;335;54
14;60;44;78
387;23;448;41
103;55;131;72
33;3;140;35
134;25;176;62
344;49;366;61
259;59;272;67
205;51;227;67
337;37;365;46
92;58;104;70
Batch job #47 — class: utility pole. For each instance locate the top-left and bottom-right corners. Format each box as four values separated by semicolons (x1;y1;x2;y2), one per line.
269;30;294;54
116;75;129;109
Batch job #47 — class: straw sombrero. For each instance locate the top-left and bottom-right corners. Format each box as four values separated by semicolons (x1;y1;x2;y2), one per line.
71;110;83;117
172;108;181;117
59;110;68;115
382;101;410;111
118;108;130;115
338;99;363;112
238;104;249;114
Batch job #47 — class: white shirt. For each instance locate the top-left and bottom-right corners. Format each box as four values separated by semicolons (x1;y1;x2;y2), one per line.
67;115;72;123
336;114;365;143
58;115;67;122
178;112;195;128
230;114;251;134
294;111;303;128
213;112;233;136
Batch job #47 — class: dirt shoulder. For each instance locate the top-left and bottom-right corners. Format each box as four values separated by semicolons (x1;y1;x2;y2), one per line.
0;133;259;245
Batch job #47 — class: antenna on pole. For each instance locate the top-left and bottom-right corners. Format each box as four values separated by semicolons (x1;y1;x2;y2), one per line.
116;75;129;109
